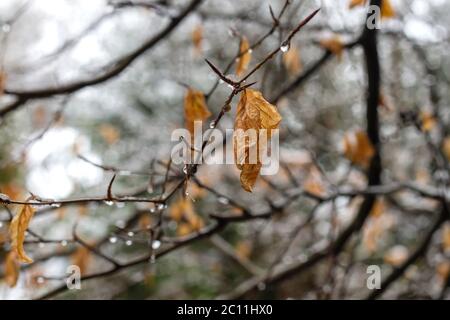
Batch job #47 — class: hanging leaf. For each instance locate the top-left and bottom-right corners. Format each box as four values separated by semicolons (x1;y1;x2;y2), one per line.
184;88;211;135
282;44;303;76
319;35;344;60
303;166;327;197
9;202;36;263
170;197;204;232
342;130;375;167
420;111;437;132
233;89;282;192
192;24;203;55
5;251;20;287
235;36;252;77
443;222;450;252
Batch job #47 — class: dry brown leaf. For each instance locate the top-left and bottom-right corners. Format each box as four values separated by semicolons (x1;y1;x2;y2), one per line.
0;72;6;96
443;223;450;252
348;0;366;9
320;35;344;60
442;137;450;161
99;124;120;145
420;111;437;132
437;261;450;282
349;0;395;19
343;130;375;167
192;24;203;55
378;93;393;111
235;240;252;259
5;251;20;287
184;88;211;135
384;245;409;266
9;202;36;263
303;166;327;197
233;89;282;192
71;246;91;275
235;36;252;77
170;197;204;231
282;45;303;76
381;0;395;19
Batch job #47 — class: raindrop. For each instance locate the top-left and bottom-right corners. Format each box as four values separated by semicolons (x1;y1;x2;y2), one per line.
51;203;61;208
183;165;189;174
209;121;216;129
0;222;3;228
36;276;45;284
280;43;290;53
218;197;230;205
157;203;165;211
125;240;133;246
104;200;114;206
152;240;161;250
127;231;135;237
60;240;68;247
185;191;189;197
109;236;118;244
2;24;11;33
257;282;266;291
115;220;125;228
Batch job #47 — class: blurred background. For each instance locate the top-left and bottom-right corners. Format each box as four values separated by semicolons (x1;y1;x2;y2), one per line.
0;0;449;299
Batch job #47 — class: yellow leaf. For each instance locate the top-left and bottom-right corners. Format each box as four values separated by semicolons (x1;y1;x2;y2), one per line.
71;246;91;275
192;24;203;55
184;88;211;135
9;202;36;263
348;0;366;9
235;36;252;77
99;124;120;145
384;245;409;266
342;130;375;167
5;251;20;287
233;89;282;192
282;44;303;76
442;137;450;161
420;111;437;132
320;35;344;60
381;0;395;19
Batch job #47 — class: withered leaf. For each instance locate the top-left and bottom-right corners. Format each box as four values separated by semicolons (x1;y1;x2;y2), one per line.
5;251;20;287
184;88;211;135
71;246;91;275
319;35;344;60
170;197;204;232
348;0;395;19
233;89;282;192
192;24;203;55
235;36;252;77
99;124;120;145
282;44;303;76
420;111;437;132
443;137;450;162
0;72;6;96
343;130;375;167
9;202;36;263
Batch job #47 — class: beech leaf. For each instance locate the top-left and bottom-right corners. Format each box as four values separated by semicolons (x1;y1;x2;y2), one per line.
9;202;36;263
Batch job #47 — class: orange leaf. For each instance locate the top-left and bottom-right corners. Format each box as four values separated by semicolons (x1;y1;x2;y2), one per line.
320;35;344;60
282;44;303;76
184;88;211;135
381;0;395;19
443;223;450;252
442;137;450;161
342;130;375;167
99;124;120;145
71;246;91;275
0;72;6;96
192;24;203;55
235;36;252;77
170;197;204;231
5;251;20;287
348;0;366;9
420;111;437;132
233;89;282;192
9;202;36;263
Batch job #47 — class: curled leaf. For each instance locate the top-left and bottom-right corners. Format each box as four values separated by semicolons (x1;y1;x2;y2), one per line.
342;130;375;167
9;202;36;263
235;36;252;77
5;251;20;287
184;88;211;135
282;44;303;76
233;89;282;192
